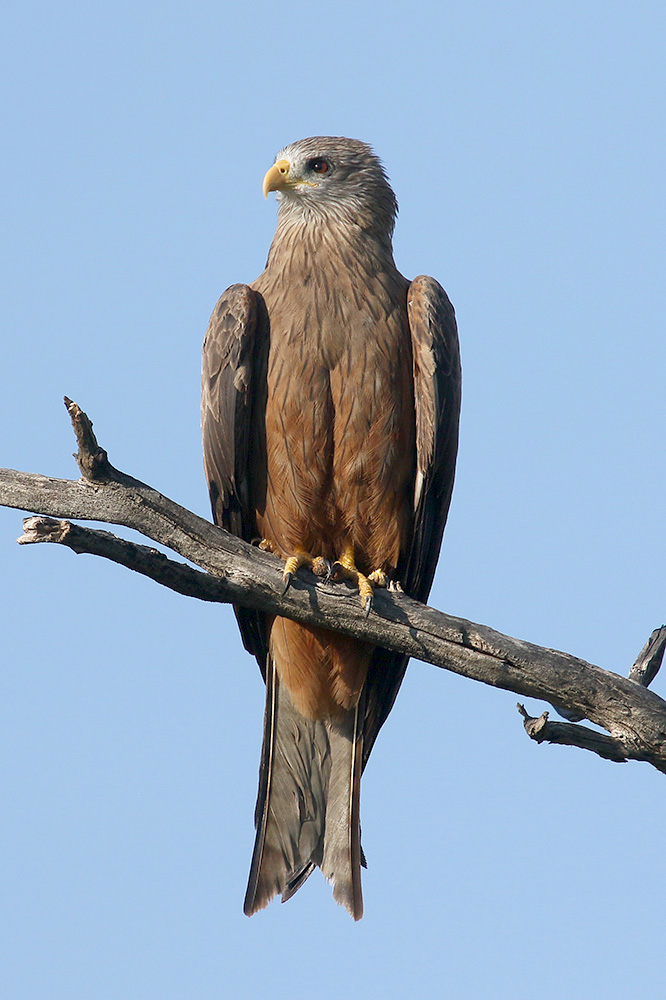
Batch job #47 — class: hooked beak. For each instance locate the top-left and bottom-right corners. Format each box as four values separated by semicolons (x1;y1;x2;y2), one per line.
262;158;292;198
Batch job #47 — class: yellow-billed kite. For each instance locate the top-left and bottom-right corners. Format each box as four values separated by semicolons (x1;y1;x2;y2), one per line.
201;137;461;919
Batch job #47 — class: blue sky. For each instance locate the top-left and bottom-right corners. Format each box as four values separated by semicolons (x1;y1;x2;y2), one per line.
2;2;665;997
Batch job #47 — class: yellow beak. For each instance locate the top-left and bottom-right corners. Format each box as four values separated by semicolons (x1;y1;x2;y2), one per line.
262;159;291;198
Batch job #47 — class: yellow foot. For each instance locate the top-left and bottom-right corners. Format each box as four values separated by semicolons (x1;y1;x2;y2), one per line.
282;550;331;594
332;548;389;617
368;568;389;588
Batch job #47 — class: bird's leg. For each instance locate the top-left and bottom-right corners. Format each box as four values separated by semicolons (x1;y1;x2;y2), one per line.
331;544;385;616
279;548;331;594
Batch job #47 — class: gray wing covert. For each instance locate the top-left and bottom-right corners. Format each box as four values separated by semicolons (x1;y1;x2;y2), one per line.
362;275;462;764
201;282;267;666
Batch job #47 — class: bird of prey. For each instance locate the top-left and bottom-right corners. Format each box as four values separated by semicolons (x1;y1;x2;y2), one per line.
201;136;461;920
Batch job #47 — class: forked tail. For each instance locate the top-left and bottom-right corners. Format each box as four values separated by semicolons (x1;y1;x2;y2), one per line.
243;656;364;920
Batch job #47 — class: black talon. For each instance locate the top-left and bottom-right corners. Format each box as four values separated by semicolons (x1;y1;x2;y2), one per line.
364;595;373;618
282;572;293;596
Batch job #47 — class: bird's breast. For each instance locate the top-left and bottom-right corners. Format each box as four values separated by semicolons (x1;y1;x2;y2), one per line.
251;236;415;572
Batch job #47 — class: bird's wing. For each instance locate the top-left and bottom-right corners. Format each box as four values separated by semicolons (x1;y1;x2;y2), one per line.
201;282;268;666
402;274;462;598
362;275;462;763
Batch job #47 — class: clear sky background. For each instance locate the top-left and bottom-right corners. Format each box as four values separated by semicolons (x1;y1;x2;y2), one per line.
2;2;665;998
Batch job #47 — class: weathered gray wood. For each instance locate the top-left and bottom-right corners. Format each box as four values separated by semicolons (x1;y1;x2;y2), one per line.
629;626;666;688
517;704;632;765
19;516;232;604
2;399;666;775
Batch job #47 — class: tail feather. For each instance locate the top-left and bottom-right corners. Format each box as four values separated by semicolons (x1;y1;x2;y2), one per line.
243;655;364;919
322;699;364;920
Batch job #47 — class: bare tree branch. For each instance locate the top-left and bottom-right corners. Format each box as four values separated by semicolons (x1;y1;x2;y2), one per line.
629;626;666;688
18;516;230;604
517;704;632;765
2;398;666;774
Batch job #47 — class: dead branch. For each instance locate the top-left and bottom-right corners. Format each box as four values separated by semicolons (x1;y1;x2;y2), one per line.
517;704;632;764
629;626;666;688
2;398;666;774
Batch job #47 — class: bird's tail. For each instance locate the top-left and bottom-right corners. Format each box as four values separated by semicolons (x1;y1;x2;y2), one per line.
243;653;365;920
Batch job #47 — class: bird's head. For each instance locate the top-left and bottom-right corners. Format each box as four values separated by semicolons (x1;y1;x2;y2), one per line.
263;136;398;241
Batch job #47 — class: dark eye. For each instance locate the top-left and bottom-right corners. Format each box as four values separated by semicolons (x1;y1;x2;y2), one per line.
307;158;330;174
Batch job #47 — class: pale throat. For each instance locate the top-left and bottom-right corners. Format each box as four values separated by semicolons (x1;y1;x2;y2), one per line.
269;204;397;278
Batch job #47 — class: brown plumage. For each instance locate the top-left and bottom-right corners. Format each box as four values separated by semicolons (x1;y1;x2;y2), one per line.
201;137;461;919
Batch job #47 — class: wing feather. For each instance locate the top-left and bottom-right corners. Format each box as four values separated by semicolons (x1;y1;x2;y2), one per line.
362;275;461;763
201;282;267;665
403;275;461;597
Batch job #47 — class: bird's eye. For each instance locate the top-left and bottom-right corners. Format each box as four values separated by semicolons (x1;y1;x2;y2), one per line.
308;158;330;174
